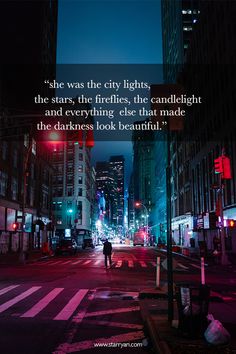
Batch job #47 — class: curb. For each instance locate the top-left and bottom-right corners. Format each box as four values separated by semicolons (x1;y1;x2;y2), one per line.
146;316;172;354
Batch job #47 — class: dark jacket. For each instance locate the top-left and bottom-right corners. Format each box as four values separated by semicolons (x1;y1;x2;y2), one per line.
103;240;112;255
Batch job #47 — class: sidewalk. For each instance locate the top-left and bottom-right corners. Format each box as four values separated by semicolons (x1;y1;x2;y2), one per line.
0;250;51;265
139;288;236;353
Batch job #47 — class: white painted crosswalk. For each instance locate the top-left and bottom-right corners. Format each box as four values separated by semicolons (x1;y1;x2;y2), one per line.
0;284;89;322
31;258;201;272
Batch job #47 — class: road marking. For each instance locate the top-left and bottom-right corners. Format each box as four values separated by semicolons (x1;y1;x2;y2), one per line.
140;261;147;268
83;306;140;318
82;260;91;265
21;288;64;318
177;263;189;270
71;260;83;265
60;260;72;265
54;289;88;321
47;261;65;266
128;260;134;267
94;260;102;265
0;286;41;314
53;331;145;353
115;260;122;268
190;263;201;269
83;319;143;329
0;285;19;296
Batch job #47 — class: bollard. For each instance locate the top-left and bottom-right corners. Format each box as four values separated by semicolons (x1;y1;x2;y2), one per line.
201;257;205;285
156;256;161;288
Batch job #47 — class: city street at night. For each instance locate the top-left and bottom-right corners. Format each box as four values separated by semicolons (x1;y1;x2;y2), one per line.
1;245;236;353
1;0;236;352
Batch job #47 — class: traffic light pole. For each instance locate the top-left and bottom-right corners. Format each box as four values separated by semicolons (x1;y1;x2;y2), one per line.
19;141;32;263
218;177;230;265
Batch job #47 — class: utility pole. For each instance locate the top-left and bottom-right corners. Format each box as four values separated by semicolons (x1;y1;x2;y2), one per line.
166;118;173;322
214;148;231;265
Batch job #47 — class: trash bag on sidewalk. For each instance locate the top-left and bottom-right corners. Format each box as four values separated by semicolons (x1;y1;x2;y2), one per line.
204;314;231;345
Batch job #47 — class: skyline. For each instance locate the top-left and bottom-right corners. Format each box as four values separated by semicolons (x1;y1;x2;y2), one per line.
56;0;163;182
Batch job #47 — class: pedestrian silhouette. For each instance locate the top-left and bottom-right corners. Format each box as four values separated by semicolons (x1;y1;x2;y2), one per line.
103;239;112;268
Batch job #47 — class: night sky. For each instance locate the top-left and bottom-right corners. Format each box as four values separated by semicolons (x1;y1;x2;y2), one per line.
57;0;163;183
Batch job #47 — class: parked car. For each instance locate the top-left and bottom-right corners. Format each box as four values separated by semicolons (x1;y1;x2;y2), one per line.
82;236;95;249
55;239;78;255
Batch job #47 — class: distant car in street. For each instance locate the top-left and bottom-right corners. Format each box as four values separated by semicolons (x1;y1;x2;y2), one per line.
133;231;145;246
55;239;78;255
82;237;95;249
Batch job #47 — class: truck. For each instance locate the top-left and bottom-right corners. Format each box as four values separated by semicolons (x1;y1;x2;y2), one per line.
133;231;145;246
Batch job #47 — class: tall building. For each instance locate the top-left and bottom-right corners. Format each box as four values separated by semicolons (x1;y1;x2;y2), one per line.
161;1;236;254
132;121;156;238
95;155;125;229
162;0;200;83
95;161;117;225
0;1;58;255
109;156;125;227
52;130;95;241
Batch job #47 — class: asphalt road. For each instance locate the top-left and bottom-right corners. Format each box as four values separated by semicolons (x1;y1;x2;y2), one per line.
0;245;236;353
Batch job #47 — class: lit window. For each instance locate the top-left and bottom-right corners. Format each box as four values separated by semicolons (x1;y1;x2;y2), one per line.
183;26;192;31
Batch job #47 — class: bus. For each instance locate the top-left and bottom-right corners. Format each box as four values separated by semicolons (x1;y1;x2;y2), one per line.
133;231;145;246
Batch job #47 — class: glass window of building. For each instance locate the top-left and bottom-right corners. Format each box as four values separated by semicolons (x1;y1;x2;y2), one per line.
0;171;7;196
79;153;83;161
78;188;83;196
78;164;83;172
67;187;73;196
78;176;83;184
11;177;18;200
57;216;62;225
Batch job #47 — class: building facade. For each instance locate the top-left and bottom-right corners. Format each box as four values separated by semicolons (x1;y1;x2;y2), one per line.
0;0;58;255
161;0;236;254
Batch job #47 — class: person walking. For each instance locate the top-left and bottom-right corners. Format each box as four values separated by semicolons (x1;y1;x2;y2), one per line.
103;239;112;269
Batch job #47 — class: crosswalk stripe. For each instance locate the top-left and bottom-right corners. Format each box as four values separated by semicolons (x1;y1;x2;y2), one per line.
94;260;102;265
140;261;147;268
21;288;64;318
177;263;189;270
47;261;64;266
128;260;134;267
54;289;89;321
190;263;201;269
0;286;41;314
60;260;72;265
0;285;19;296
82;260;91;265
71;260;83;265
115;260;122;268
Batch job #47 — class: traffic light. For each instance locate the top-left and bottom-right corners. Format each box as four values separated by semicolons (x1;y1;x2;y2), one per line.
227;219;236;228
222;156;232;179
214;157;223;174
12;222;19;231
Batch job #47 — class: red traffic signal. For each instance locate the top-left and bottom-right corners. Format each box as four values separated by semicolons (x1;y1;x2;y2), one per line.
12;222;19;231
222;156;231;179
214;157;223;174
226;219;236;227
